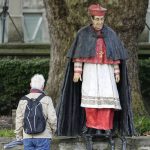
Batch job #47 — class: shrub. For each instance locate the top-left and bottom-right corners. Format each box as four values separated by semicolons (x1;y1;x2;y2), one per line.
0;58;49;115
139;58;150;114
139;58;150;98
134;115;150;135
0;129;15;137
0;58;149;116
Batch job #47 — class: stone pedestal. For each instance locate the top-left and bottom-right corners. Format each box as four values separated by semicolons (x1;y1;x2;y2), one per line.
0;136;150;150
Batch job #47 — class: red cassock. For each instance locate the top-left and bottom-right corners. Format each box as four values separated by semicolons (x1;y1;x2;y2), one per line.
73;37;120;130
85;108;114;130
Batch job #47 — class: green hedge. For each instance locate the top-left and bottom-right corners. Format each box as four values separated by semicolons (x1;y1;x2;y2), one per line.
139;59;150;101
139;58;150;114
0;58;149;115
0;129;15;137
0;58;49;115
134;115;150;135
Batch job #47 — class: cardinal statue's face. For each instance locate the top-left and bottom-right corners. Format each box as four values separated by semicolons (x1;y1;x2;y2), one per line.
91;16;105;30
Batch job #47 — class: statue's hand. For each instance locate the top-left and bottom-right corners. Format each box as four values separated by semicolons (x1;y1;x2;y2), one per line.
115;74;120;83
73;73;82;82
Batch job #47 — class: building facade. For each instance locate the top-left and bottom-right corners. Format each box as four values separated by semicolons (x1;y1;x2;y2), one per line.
0;0;149;44
0;0;50;43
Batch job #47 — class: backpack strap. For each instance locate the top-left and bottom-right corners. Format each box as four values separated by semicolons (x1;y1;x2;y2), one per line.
21;96;31;101
36;93;45;102
21;93;46;102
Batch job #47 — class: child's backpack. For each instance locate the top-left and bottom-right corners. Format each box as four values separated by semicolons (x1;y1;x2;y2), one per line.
21;93;46;134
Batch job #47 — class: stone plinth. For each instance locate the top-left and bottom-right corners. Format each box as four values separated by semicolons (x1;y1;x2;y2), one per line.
0;136;150;150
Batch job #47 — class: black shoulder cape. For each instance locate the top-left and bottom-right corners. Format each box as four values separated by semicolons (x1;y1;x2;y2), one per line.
67;25;128;60
57;25;135;136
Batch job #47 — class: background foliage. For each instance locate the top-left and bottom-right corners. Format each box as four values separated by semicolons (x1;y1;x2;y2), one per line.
139;58;150;115
0;58;149;116
134;115;150;135
0;129;15;137
0;58;49;115
139;59;150;100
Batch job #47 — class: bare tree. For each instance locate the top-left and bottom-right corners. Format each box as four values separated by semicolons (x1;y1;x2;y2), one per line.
44;0;148;115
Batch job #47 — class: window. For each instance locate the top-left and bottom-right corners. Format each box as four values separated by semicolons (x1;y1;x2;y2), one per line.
23;13;43;43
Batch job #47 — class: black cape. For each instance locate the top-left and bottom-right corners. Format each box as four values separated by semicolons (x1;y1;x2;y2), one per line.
57;25;135;136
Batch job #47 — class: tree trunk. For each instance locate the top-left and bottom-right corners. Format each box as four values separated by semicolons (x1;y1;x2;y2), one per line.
44;0;148;115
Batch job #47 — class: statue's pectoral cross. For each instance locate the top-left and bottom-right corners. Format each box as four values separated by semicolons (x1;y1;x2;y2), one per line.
98;50;104;58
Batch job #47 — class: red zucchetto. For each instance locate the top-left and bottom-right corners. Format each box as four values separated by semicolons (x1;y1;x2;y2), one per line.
88;4;107;16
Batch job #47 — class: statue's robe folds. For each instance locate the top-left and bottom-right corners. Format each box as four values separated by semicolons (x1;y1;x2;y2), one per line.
57;25;135;136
